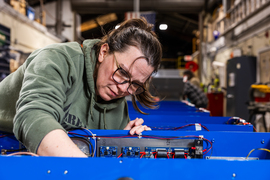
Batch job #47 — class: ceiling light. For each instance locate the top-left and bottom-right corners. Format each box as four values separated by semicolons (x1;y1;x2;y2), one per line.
159;24;168;30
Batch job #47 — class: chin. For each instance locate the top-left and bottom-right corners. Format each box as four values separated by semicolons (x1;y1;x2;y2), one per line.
98;87;119;101
99;94;112;101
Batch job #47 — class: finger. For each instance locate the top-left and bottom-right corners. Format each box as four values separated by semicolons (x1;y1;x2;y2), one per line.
123;118;138;130
135;118;144;126
135;125;151;135
130;125;151;135
134;118;144;126
145;126;151;131
129;125;141;135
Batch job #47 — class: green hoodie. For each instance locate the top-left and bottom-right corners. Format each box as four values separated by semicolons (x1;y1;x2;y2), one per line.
0;39;130;152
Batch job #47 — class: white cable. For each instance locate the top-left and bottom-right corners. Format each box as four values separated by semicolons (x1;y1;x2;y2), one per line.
82;128;96;157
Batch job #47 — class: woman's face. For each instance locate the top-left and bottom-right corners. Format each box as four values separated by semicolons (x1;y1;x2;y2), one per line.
96;44;154;101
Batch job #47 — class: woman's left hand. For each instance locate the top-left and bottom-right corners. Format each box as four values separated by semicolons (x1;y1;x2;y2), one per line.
123;118;151;135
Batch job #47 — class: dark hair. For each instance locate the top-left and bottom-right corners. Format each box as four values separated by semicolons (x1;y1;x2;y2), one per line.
183;70;194;81
95;18;162;114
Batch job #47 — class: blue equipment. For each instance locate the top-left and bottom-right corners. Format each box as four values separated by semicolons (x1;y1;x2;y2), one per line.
0;100;269;180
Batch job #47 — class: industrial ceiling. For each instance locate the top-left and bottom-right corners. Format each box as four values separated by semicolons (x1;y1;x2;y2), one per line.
27;0;219;61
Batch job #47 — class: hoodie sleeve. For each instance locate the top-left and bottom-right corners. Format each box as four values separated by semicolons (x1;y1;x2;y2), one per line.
13;48;76;153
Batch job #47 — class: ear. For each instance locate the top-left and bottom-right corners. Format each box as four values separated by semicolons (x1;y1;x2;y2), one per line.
98;43;109;63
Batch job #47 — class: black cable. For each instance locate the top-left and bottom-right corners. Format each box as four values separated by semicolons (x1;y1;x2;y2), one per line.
1;148;27;155
69;136;93;157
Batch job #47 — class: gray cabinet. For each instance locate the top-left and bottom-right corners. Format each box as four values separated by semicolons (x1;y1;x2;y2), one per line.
226;56;257;120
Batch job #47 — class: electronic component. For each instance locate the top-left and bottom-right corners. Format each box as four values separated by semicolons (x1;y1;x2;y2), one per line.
174;149;185;158
96;137;204;159
99;146;117;157
194;139;203;158
121;147;140;158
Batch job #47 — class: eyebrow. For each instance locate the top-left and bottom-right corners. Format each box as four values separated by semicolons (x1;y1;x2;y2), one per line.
119;56;149;85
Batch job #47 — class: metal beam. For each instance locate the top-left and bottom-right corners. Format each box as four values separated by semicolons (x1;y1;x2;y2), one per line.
56;0;62;36
182;21;190;33
173;13;198;25
134;0;140;12
70;0;204;14
80;13;118;32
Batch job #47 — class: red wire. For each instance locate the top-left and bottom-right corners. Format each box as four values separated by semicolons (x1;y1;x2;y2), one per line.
200;124;210;131
117;153;123;158
152;152;157;159
167;152;170;159
174;123;210;131
184;152;188;159
171;152;175;159
0;134;13;138
184;135;212;155
253;126;257;132
226;119;258;132
140;152;146;159
69;132;213;156
141;135;179;139
96;135;135;138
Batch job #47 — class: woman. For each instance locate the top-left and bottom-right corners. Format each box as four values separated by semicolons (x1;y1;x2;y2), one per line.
0;18;162;157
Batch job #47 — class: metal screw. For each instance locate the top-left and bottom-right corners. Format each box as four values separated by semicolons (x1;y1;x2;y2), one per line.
211;139;215;143
119;160;123;163
64;170;68;174
47;170;51;174
232;173;236;177
261;139;265;144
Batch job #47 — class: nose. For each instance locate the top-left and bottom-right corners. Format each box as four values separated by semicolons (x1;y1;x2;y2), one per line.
117;83;130;95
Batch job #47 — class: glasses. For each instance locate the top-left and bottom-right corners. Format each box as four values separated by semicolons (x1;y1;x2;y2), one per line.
112;53;145;95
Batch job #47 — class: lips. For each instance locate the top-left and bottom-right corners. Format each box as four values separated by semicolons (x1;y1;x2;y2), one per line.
108;87;117;97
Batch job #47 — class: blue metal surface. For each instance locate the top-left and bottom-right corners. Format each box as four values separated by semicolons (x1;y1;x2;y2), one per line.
0;156;270;180
130;114;234;124
147;122;253;132
1;129;270;179
0;100;268;180
0;132;21;152
128;100;252;132
128;100;211;116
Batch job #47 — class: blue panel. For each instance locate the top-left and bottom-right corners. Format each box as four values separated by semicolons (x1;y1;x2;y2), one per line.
128;100;210;116
0;99;267;180
0;156;270;180
129;114;233;124
1;129;270;179
148;122;253;132
0;132;21;152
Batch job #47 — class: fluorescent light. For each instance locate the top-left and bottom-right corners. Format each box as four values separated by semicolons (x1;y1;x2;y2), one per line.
159;24;168;30
115;25;120;29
